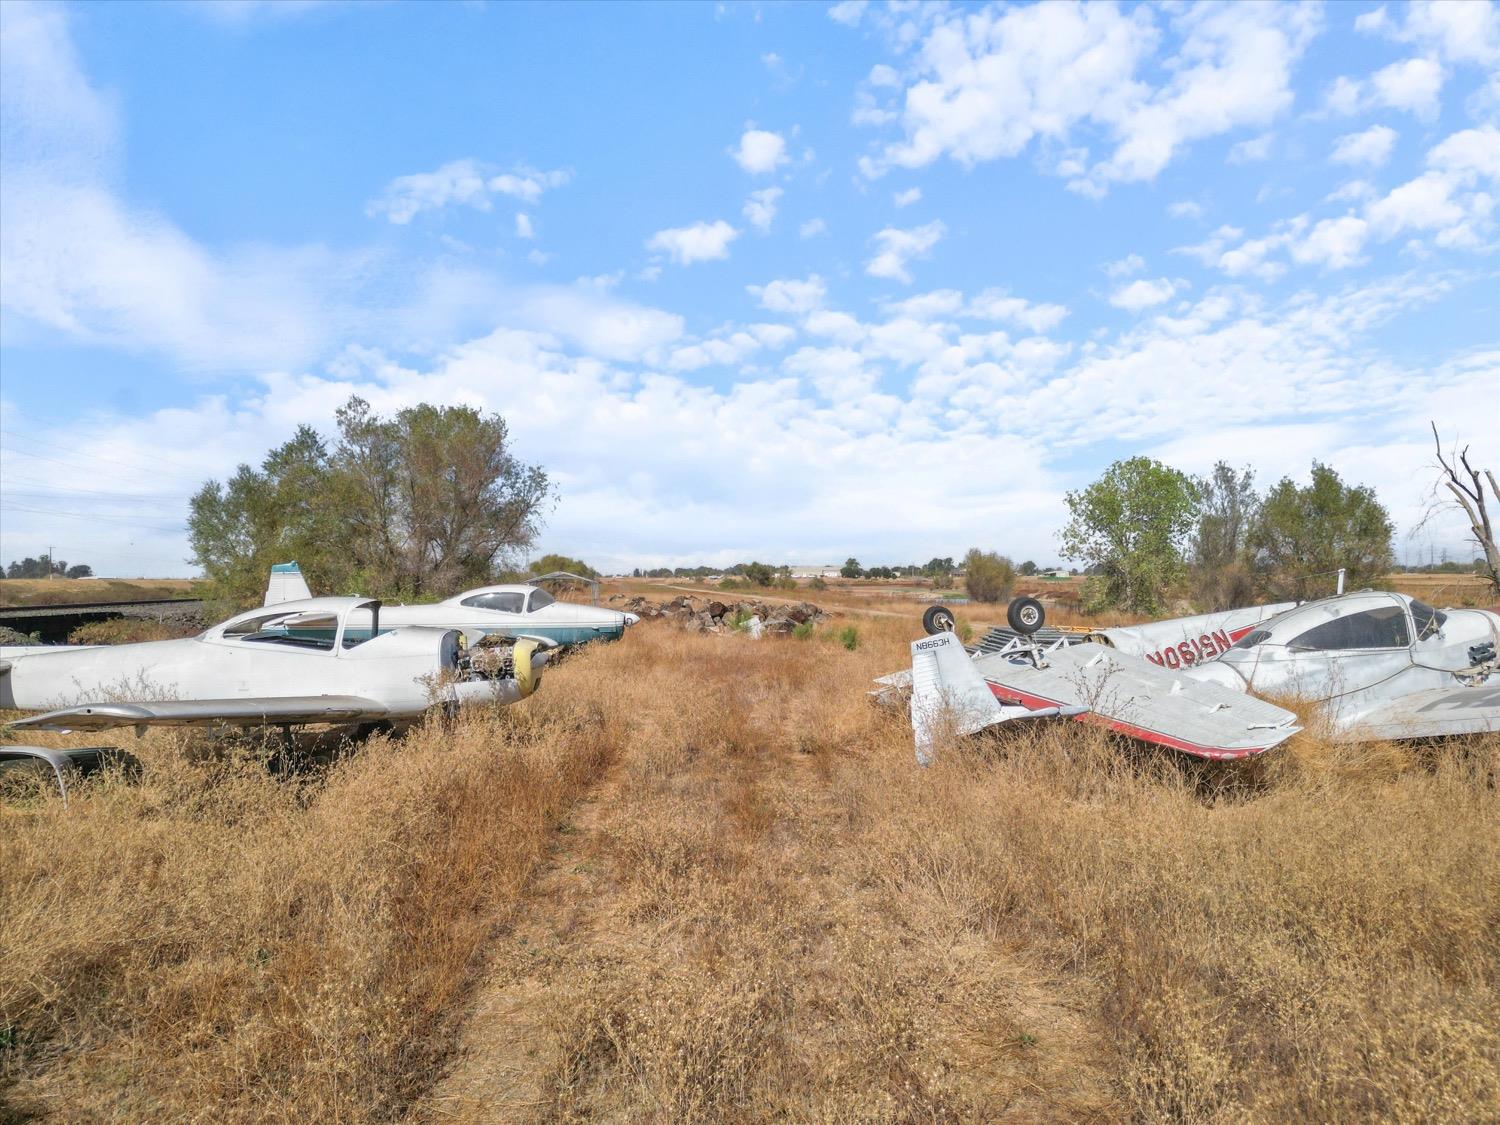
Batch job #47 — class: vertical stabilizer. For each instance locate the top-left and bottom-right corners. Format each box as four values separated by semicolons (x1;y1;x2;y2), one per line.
264;561;312;606
910;632;1005;766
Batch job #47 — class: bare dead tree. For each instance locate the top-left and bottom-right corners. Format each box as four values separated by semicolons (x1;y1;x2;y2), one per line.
1430;422;1500;593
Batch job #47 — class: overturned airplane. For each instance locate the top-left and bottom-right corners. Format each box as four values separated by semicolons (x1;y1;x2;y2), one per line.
0;595;548;735
887;592;1500;764
264;562;638;647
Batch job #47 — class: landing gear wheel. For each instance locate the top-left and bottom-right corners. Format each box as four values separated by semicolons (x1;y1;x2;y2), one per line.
1007;596;1045;635
922;605;957;635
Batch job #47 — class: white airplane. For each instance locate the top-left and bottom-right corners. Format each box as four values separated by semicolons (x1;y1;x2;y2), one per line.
264;562;637;647
0;596;548;736
891;592;1500;764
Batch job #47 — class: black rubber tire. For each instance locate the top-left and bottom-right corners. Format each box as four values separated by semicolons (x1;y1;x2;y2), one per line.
1006;596;1045;635
922;605;957;635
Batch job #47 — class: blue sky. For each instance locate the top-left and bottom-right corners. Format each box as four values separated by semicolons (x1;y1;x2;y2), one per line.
1;0;1496;577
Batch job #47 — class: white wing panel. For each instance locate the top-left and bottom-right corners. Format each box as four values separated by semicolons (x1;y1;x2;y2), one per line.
8;695;390;732
1343;684;1500;741
972;642;1300;759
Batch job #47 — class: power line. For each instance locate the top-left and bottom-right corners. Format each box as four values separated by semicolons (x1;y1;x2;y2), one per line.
1;503;186;534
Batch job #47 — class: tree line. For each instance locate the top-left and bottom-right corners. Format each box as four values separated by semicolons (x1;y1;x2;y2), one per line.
1056;457;1396;615
4;558;93;579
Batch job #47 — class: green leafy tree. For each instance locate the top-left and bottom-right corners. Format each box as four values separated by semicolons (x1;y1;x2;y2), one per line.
742;561;776;586
528;554;598;579
1059;457;1200;614
1192;462;1260;610
189;397;552;609
1248;462;1394;600
840;557;864;578
962;549;1016;603
1018;560;1038;577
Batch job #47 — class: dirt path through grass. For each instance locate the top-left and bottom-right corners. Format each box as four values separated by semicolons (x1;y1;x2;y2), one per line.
416;624;1115;1121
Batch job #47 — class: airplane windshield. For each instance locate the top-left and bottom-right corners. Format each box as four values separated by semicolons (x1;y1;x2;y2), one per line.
1287;606;1410;652
462;592;526;613
528;588;555;612
1231;629;1270;650
1409;599;1447;640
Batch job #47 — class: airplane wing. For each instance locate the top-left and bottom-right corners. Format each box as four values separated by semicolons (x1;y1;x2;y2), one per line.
971;641;1300;760
7;695;391;733
1342;684;1500;741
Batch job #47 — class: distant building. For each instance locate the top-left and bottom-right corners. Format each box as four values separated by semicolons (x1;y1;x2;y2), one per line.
788;565;840;579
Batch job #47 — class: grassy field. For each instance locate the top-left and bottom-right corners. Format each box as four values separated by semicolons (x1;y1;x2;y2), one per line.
0;577;204;608
2;601;1496;1122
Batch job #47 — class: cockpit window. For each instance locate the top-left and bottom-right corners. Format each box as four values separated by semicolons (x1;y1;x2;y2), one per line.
1409;599;1447;640
1288;606;1410;652
237;611;341;651
1231;629;1270;650
528;588;555;612
461;592;526;614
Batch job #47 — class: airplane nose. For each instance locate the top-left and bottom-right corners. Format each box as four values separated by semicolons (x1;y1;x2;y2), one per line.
624;613;640;626
1182;660;1249;693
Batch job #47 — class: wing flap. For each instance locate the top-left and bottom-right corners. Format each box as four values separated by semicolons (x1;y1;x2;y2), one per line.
8;695;390;733
973;642;1300;759
1343;684;1500;741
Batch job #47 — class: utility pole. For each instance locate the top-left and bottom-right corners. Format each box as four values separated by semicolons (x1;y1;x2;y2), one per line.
47;545;54;580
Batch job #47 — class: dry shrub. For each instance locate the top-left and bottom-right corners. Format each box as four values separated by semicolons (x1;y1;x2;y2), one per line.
67;617;199;645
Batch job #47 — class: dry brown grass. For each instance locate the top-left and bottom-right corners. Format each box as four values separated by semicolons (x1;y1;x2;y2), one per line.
0;578;203;608
3;613;1497;1122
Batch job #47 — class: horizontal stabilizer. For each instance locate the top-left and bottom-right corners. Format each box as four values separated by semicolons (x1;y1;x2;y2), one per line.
8;695;390;733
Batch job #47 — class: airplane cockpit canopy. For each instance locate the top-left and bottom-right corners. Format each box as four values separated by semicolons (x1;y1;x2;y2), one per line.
1287;605;1409;651
461;591;527;614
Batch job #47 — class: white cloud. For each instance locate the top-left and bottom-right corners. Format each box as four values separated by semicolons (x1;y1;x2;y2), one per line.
1290;215;1369;269
893;187;922;207
856;2;1319;195
802;309;866;345
742;187;783;233
748;275;826;314
1108;277;1181;312
865;221;945;283
798;217;828;238
1168;200;1205;220
1331;124;1398;167
868;63;900;88
1326;179;1376;203
966;289;1069;333
1370;56;1445;119
666;323;795;371
1228;133;1275;164
646;219;739;265
366;160;569;223
1358;0;1500;67
515;212;535;239
828;0;868;28
731;128;789;174
1104;253;1146;278
1181;126;1498;278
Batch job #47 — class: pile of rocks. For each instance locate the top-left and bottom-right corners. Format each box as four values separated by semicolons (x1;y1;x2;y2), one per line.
608;593;831;636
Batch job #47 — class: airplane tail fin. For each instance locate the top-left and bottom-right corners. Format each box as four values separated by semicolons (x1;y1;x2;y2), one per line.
264;561;312;606
909;631;1005;766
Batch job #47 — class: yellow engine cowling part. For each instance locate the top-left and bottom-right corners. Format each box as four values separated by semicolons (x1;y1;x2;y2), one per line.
513;638;541;697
